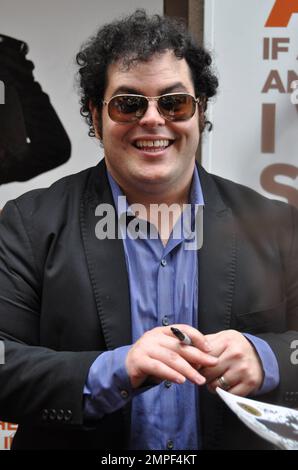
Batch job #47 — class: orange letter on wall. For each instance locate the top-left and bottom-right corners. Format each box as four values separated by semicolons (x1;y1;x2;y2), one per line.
265;0;298;27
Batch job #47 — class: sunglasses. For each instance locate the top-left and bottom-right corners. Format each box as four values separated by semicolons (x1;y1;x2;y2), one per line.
102;92;200;123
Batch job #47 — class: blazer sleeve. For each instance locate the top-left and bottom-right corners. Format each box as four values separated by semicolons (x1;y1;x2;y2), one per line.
257;203;298;406
0;200;100;427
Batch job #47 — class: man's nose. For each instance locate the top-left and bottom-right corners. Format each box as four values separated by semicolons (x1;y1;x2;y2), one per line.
138;100;166;127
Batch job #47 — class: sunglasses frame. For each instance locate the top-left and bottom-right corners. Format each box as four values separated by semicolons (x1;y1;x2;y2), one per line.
102;92;200;123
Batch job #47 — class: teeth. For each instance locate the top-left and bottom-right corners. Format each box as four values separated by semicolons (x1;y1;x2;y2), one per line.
135;139;170;148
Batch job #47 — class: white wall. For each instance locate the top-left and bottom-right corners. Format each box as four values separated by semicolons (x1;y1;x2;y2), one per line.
0;0;163;207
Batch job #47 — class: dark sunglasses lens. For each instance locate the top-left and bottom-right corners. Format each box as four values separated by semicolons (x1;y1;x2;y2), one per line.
108;96;147;122
158;94;195;120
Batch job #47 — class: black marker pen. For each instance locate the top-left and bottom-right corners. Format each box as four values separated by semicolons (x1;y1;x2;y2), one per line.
171;327;193;346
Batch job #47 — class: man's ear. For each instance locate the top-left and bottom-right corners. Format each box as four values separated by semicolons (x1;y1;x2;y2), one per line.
89;101;102;139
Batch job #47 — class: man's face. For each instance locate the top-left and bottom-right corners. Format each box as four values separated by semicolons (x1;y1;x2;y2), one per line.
92;51;200;199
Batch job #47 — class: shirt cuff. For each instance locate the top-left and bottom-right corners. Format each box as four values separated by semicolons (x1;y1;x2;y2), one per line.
83;345;133;420
243;333;280;395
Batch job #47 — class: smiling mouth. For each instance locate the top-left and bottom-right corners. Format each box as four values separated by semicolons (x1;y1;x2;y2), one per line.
133;139;174;152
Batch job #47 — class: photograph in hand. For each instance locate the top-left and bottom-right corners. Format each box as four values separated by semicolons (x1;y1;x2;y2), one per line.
217;387;298;450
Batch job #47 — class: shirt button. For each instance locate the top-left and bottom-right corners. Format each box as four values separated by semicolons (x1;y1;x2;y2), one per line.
167;440;174;450
120;389;129;399
162;316;169;326
161;259;167;267
164;381;172;388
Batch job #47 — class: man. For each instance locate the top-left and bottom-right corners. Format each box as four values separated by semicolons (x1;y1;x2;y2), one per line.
0;10;297;450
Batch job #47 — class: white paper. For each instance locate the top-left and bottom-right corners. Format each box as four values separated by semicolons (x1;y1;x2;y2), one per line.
217;387;298;450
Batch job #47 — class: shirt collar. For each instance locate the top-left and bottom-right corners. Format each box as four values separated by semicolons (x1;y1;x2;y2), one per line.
107;164;205;215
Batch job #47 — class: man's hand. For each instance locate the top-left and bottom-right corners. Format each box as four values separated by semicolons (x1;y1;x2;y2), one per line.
200;330;264;396
125;325;218;389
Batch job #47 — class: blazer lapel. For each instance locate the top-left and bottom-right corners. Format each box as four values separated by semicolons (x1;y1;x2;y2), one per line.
80;160;132;350
197;166;237;449
198;166;237;334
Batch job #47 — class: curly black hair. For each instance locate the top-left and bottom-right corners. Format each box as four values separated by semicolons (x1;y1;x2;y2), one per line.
76;9;218;136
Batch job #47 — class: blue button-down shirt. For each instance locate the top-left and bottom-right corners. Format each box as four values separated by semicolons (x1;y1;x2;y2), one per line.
84;166;279;450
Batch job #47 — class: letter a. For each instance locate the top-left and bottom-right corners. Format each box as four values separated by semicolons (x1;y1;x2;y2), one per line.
265;0;298;27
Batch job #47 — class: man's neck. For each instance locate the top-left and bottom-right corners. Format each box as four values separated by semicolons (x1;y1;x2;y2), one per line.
127;186;189;208
120;179;192;246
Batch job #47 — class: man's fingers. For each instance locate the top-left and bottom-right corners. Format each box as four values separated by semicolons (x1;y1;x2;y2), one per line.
140;357;187;385
200;355;230;383
207;370;233;391
161;335;218;368
127;326;219;389
204;333;227;357
136;355;205;386
149;347;206;385
179;346;219;370
166;324;211;352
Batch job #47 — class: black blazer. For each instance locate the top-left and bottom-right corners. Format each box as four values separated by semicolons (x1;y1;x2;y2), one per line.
0;159;297;450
